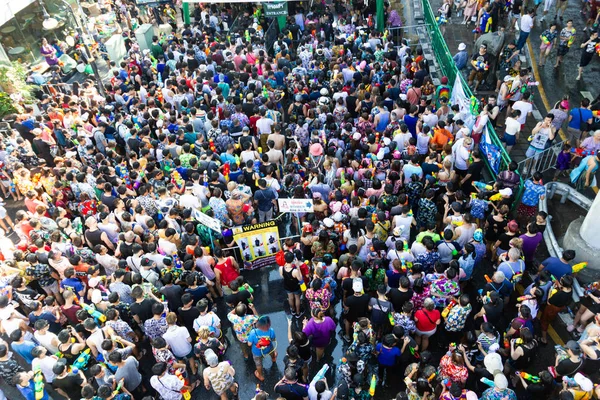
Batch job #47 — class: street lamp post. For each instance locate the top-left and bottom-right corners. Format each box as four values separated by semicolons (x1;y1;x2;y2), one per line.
43;0;106;96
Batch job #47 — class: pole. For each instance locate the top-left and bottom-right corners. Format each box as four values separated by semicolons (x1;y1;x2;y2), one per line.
376;0;385;33
60;0;106;96
182;3;190;25
580;191;600;248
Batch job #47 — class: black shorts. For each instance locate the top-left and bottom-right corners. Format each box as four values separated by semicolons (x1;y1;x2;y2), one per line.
580;51;594;67
557;44;570;57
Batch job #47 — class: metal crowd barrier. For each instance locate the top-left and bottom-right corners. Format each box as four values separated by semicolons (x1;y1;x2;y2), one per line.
538;181;590;301
517;140;565;182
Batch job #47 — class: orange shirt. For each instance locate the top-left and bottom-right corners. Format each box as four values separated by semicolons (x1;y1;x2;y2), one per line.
432;128;454;150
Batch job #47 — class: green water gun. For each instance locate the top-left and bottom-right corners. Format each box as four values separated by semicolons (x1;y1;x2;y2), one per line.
33;365;44;400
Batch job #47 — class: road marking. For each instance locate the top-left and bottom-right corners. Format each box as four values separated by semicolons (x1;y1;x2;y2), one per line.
517;284;565;346
526;39;567;142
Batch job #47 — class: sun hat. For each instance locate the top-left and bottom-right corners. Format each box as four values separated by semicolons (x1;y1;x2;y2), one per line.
323;218;334;228
494;374;508;390
483;353;503;375
458;43;467;51
204;348;219;367
499;188;513;197
310;143;324;156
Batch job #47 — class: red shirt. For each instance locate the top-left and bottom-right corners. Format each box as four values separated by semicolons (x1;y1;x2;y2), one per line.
415;309;440;332
215;258;239;287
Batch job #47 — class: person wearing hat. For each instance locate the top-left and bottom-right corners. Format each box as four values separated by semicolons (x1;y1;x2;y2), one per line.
202;348;238;399
481;373;517;400
453;43;468;71
553;340;585;377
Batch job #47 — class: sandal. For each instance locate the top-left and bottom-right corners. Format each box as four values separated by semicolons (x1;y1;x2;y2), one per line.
190;380;202;390
254;370;265;381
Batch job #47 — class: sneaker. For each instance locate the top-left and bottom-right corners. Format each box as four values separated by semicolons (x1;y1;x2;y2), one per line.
567;324;575;332
343;334;352;342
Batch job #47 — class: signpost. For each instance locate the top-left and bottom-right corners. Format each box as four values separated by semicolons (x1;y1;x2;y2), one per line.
263;1;288;16
192;209;222;233
277;199;314;213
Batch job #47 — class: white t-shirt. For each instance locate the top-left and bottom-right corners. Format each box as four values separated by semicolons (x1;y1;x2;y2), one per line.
193;312;221;336
453;139;471;170
150;373;184;400
513;101;533;125
32;356;57;383
163;325;192;358
179;193;201;210
520;14;534;33
504;117;521;136
256;118;274;135
158;238;178;256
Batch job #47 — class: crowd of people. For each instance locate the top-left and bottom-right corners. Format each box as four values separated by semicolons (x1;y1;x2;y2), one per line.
0;1;598;400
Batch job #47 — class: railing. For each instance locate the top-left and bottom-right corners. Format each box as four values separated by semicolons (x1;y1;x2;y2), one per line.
517;140;565;181
421;0;513;180
538;181;589;299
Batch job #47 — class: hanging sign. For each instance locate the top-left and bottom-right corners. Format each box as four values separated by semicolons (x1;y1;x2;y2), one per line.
263;1;288;16
277;198;314;213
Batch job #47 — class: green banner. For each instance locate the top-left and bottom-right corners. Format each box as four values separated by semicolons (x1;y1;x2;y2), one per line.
263;1;288;17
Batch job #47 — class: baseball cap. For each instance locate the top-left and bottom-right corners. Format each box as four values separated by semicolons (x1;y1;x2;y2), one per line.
566;340;581;354
141;257;153;267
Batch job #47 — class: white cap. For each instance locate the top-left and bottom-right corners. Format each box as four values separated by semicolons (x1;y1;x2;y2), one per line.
574;373;594;391
352;278;363;293
458;42;467;51
323;218;334;228
499;188;513;197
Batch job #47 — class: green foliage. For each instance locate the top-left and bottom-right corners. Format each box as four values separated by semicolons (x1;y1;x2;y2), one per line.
0;92;19;119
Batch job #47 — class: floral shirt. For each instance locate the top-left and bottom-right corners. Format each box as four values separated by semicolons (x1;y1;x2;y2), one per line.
439;354;469;384
445;304;472;332
106;318;134;338
481;388;517;400
144;317;168;340
227;313;258;343
417;198;437;227
430;278;460;307
416;251;440;273
152;347;178;375
521;180;546;207
411;287;431;310
305;288;331;310
209;197;229;224
393;312;416;334
26;263;56;287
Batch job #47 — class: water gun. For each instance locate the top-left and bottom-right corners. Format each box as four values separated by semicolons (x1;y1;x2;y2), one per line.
541;35;550;45
209;139;216;152
516;371;540;383
203;170;208;187
475;61;489;71
517;295;533;302
484;274;492;284
33;365;44;400
441;299;457;318
442;378;452;388
72;348;91;370
311;364;329;385
404;240;409;252
573;262;588;273
245;30;251;43
234;155;240;166
427;372;436;382
489;192;504;202
596;42;600;56
571;147;597;157
562;376;577;386
436;15;447;24
340;170;346;184
175;369;192;400
171;170;184;189
369;374;377;396
161;295;168;318
113;379;124;396
74;297;106;323
371;213;378;224
480;377;495;387
118;163;131;188
322;130;327;146
222;162;230;182
473;181;493;191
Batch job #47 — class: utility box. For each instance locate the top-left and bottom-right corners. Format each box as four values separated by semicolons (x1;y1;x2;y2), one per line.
104;33;127;64
135;23;155;52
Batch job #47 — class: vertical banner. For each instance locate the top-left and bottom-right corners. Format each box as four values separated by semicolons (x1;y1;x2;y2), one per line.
232;220;281;270
263;1;288;16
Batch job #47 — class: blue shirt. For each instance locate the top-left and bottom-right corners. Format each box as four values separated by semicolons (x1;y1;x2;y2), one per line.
404;115;419;138
61;277;84;294
11;340;37;363
521;180;545;206
568;108;593;130
17;380;48;400
454;50;469;70
541;257;572;279
376;343;401;366
247;327;276;357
